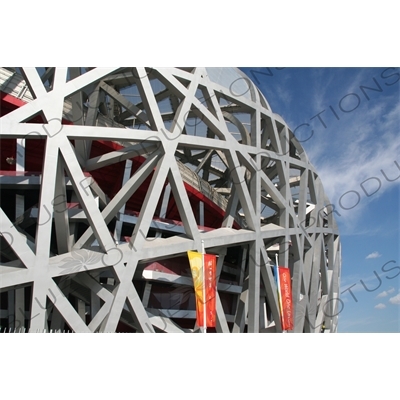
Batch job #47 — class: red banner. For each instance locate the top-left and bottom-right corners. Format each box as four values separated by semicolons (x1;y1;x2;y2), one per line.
278;267;293;331
203;253;217;327
187;251;217;328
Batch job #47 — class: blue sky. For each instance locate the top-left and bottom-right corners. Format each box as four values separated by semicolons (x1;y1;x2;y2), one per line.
240;67;400;332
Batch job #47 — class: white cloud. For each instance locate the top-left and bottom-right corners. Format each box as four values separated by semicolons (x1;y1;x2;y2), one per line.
375;288;396;299
274;85;293;105
374;303;386;309
301;95;400;234
366;251;382;259
341;270;387;296
389;293;400;305
337;315;375;331
376;290;388;298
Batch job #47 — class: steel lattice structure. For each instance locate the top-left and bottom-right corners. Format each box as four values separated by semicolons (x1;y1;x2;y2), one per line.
0;67;341;333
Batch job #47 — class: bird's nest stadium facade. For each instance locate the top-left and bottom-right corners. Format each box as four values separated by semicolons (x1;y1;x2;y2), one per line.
0;67;341;333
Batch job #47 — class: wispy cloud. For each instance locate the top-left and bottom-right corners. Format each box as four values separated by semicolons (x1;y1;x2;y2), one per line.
341;270;387;296
376;290;389;298
274;84;293;105
304;97;400;233
374;303;386;309
366;251;382;259
340;227;382;237
389;293;400;305
337;315;375;331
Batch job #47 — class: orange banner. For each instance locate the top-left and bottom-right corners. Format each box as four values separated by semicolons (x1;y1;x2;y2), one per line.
278;267;293;331
187;251;217;328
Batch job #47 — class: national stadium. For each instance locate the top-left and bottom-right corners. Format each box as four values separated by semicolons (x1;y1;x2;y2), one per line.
0;67;341;333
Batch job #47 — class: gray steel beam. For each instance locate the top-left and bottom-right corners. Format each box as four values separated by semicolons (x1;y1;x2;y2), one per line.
0;67;341;333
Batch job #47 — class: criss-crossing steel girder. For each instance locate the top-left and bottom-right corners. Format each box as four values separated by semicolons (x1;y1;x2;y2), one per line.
0;67;341;333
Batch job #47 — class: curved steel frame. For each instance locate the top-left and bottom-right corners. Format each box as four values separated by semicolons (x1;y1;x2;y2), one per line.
0;67;341;333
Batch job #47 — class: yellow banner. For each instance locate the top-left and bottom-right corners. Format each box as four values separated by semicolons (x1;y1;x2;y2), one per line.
187;250;217;328
187;250;204;309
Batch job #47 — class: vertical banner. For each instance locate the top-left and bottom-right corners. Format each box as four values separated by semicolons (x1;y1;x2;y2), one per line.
274;265;294;331
203;253;217;328
273;264;283;323
187;251;217;328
